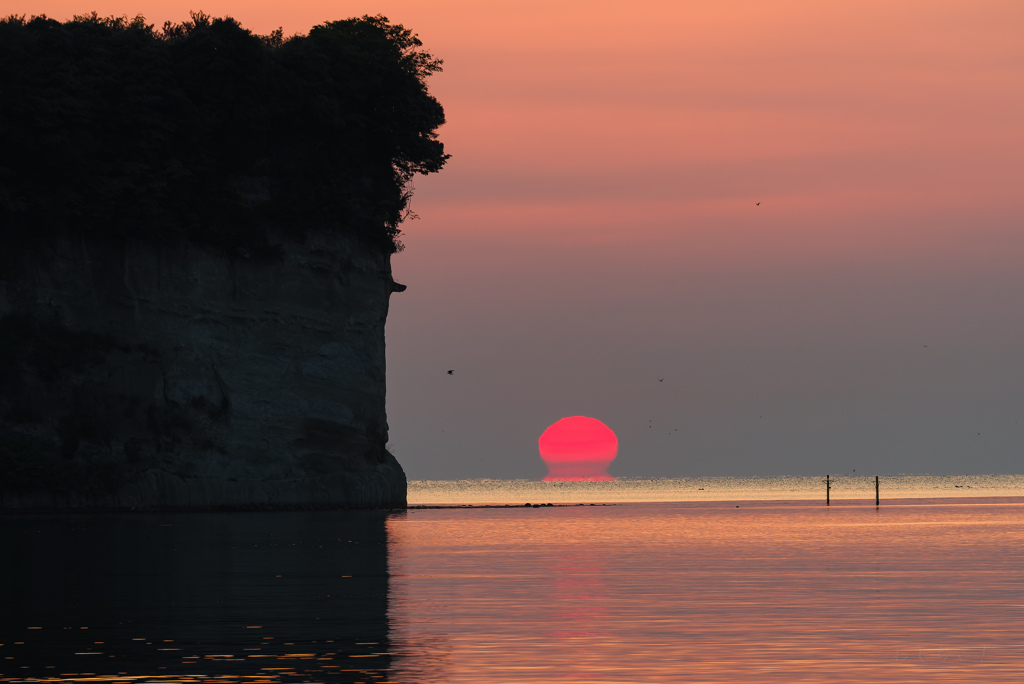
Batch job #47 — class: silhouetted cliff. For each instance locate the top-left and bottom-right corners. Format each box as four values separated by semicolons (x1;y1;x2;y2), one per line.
0;13;446;509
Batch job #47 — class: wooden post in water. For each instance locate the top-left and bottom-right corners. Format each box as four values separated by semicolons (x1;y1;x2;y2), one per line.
826;474;831;506
875;475;880;506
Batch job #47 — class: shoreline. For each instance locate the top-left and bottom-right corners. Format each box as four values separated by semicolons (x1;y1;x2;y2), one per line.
408;495;1024;509
408;474;1024;506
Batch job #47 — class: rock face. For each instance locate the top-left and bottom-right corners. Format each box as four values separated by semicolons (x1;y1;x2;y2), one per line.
0;232;407;510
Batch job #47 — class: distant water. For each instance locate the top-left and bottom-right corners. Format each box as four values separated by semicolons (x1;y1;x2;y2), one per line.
4;480;1024;683
389;497;1024;683
409;473;1024;505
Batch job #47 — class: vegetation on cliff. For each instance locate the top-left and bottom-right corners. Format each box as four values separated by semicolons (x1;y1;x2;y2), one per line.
0;12;448;255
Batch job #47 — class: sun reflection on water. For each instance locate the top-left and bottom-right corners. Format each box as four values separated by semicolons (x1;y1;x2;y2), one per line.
387;495;1024;683
4;487;1024;683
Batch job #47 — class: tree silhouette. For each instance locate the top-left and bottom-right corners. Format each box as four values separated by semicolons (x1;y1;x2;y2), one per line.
0;12;448;255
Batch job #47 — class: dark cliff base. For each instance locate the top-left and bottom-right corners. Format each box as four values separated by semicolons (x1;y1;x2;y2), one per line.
0;233;407;511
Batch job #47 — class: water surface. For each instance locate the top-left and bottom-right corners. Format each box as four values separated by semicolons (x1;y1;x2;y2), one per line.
409;473;1024;505
389;498;1024;683
1;511;393;683
3;479;1023;683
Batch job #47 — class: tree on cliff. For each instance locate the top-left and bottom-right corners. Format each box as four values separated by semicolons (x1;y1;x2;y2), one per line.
0;12;448;254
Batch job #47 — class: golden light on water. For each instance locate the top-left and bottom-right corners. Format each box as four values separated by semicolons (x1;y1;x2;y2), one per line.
4;488;1024;683
388;493;1024;683
408;474;1024;505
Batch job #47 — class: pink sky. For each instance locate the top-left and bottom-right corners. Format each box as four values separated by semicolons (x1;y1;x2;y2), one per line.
16;1;1024;477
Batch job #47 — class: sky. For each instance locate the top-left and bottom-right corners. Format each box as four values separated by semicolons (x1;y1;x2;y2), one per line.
13;0;1024;479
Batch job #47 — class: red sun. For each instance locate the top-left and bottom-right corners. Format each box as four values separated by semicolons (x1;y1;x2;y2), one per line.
538;416;618;481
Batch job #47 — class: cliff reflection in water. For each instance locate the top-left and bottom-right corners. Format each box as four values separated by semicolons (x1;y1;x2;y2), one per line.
0;511;394;683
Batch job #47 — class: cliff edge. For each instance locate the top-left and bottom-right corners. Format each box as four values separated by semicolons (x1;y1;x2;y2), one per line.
0;232;407;509
0;14;448;509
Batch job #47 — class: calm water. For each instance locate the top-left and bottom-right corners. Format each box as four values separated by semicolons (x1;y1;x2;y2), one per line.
1;512;393;683
3;477;1024;683
408;474;1024;505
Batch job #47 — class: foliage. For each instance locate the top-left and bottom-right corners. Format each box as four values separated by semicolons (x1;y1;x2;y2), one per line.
0;12;448;254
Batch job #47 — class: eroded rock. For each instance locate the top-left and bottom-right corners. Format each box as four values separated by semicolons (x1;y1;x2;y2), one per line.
0;231;406;510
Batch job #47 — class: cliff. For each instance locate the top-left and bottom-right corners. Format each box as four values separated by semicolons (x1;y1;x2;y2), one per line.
0;232;408;509
0;13;450;510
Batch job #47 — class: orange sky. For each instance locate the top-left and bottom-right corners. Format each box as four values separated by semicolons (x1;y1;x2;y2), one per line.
18;1;1024;246
14;1;1024;477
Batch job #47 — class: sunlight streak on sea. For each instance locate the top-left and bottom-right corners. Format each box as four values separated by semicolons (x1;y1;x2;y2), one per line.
388;497;1024;683
408;474;1024;505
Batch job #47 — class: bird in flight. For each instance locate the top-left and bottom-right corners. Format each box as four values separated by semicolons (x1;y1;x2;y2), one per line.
446;370;454;375
756;202;760;206
658;378;664;382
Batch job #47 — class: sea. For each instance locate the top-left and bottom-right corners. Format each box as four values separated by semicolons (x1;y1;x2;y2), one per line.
3;474;1024;683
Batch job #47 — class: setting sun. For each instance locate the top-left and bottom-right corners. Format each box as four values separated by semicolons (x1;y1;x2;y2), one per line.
538;416;618;481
